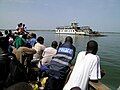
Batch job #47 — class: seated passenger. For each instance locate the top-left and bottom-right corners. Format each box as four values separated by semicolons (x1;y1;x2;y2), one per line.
44;36;76;90
13;43;36;65
41;41;58;66
63;40;101;90
32;36;46;65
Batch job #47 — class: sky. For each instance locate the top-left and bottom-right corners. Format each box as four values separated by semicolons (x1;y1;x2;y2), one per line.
0;0;120;32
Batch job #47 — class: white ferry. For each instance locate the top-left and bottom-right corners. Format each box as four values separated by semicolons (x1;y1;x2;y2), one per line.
55;22;100;36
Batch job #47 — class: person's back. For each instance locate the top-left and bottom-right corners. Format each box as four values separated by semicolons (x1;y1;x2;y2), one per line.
44;36;76;90
0;36;26;89
13;46;36;64
32;36;46;61
0;36;10;89
0;31;3;36
0;53;10;89
14;35;26;49
63;40;101;90
49;37;76;73
29;33;37;47
41;41;58;65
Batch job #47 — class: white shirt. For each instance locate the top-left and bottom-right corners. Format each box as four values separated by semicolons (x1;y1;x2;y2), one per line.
32;42;46;60
63;51;101;90
41;47;57;65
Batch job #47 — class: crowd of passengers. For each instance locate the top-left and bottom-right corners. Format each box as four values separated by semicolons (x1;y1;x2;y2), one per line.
0;26;74;90
0;23;104;90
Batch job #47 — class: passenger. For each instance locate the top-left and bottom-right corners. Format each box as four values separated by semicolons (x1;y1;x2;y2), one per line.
0;31;3;36
44;36;76;90
0;36;18;89
4;30;8;36
13;43;36;65
14;34;26;49
0;36;10;90
23;24;28;34
29;33;37;47
17;23;23;35
8;37;15;53
41;41;58;66
8;30;15;39
63;40;101;90
32;36;46;65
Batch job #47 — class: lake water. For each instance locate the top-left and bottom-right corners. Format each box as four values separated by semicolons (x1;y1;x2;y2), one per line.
32;30;120;90
1;30;120;89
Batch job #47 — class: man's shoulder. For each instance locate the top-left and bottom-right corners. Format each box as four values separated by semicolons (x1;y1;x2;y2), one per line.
87;54;99;59
45;47;55;50
78;51;86;55
61;43;75;49
86;54;100;63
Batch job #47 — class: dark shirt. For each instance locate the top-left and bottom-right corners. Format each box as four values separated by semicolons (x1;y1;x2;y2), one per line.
0;53;11;89
48;42;76;79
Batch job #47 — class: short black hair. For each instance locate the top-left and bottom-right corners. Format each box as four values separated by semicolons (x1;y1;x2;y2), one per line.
65;36;73;44
0;31;3;36
86;40;98;54
51;41;58;49
0;36;9;49
70;87;81;90
37;36;44;44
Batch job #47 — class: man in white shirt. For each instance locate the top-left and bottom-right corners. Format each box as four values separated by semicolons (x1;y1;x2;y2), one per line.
41;41;58;65
63;40;101;90
32;36;46;67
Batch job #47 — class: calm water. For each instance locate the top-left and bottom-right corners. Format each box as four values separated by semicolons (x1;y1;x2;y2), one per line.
1;30;120;89
33;30;120;90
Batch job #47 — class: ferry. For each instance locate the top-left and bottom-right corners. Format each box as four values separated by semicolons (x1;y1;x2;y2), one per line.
55;22;101;36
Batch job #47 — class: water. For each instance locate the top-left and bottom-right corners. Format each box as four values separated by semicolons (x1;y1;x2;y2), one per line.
1;30;120;89
32;30;120;90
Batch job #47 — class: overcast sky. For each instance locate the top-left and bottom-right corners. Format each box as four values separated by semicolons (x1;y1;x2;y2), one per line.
0;0;120;32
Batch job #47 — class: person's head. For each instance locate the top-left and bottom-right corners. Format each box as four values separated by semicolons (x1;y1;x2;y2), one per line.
18;24;21;27
65;36;73;44
30;33;36;38
23;24;25;27
9;30;12;34
0;36;9;51
0;31;3;36
37;36;44;44
86;40;98;55
51;41;58;49
70;87;81;90
19;23;22;27
4;30;8;35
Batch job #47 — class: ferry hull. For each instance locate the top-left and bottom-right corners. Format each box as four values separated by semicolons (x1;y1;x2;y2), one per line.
55;29;86;35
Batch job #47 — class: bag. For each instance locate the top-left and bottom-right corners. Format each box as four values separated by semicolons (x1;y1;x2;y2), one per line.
5;54;28;87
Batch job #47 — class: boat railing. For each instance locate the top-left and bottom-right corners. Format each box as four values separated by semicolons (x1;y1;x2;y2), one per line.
65;66;110;90
89;81;110;90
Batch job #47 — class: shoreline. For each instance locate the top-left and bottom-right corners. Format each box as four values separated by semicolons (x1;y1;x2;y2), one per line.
0;29;120;34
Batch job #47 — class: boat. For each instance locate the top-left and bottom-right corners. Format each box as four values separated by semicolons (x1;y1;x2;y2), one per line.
55;22;102;36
